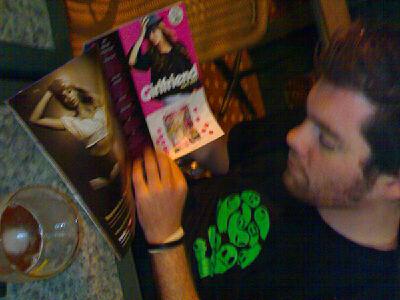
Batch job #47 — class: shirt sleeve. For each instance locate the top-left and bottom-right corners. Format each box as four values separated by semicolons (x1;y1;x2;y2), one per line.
132;48;152;70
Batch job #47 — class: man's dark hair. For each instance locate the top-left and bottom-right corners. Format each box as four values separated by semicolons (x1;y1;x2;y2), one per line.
315;22;400;176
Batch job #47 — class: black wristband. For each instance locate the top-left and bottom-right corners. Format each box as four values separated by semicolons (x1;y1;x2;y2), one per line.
147;235;185;254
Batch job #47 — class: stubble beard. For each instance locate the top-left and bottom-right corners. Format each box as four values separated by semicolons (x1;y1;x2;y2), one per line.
283;157;372;208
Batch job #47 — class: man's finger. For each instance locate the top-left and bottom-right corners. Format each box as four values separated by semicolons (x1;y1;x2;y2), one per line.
170;158;187;193
156;150;172;185
132;158;148;195
144;147;160;187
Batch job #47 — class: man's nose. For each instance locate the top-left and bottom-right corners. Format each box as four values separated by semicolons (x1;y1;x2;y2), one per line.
286;121;312;157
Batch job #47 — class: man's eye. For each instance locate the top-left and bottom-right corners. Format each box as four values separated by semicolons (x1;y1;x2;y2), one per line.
318;133;337;150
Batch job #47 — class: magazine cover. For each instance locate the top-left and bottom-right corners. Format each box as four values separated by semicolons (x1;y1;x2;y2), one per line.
87;2;224;159
7;48;135;259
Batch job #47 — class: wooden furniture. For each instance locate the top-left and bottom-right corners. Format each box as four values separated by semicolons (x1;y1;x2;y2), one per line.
64;0;270;130
64;0;269;61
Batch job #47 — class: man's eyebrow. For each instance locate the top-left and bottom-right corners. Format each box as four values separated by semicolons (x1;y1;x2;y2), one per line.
308;113;342;141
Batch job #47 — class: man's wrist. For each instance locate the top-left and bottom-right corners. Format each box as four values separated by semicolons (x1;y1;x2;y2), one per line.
147;236;184;254
146;227;185;254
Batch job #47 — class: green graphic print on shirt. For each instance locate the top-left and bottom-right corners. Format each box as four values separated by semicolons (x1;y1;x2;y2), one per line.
193;190;270;278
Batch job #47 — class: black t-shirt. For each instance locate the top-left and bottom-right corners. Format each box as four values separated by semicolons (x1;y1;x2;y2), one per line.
183;111;400;299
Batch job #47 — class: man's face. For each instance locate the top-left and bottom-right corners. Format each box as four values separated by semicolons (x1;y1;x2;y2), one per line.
283;79;377;207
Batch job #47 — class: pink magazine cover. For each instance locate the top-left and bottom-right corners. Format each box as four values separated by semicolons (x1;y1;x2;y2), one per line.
117;3;224;159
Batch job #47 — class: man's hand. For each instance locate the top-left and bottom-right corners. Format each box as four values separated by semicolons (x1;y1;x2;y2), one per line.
133;148;199;300
132;148;187;244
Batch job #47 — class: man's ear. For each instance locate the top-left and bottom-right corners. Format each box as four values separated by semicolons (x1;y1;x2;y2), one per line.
379;174;400;202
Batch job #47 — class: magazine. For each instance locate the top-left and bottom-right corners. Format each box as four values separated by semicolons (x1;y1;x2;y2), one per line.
7;3;223;259
86;2;223;159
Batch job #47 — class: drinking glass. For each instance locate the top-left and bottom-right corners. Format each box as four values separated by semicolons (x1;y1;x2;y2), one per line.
0;186;80;282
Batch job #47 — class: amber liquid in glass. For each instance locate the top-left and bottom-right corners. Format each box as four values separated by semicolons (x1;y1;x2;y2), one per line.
0;205;42;273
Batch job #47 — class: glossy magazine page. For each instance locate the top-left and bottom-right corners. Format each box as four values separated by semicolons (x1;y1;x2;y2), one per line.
8;48;135;259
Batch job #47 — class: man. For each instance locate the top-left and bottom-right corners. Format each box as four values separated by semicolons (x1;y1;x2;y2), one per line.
132;22;399;299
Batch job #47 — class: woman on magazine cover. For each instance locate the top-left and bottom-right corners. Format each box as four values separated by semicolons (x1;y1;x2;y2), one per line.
128;14;201;105
29;79;121;191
